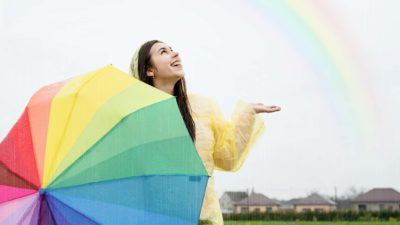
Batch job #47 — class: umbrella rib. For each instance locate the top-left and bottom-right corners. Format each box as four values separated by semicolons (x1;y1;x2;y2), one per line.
47;174;208;224
0;161;39;190
38;195;58;225
16;195;40;225
0;110;41;189
49;174;208;192
46;192;101;225
0;191;38;206
48;134;195;188
25;108;42;188
47;69;105;185
48;95;176;185
0;193;36;205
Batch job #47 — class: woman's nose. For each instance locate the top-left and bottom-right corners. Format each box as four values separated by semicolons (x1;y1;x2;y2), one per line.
172;51;179;57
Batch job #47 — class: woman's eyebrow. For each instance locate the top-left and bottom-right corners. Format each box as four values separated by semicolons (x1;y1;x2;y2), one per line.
158;47;173;53
158;47;165;53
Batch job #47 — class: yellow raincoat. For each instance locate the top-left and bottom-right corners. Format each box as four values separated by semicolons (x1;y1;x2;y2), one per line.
188;94;265;225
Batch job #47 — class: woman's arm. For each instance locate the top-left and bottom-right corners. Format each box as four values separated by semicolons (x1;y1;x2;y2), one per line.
211;100;266;172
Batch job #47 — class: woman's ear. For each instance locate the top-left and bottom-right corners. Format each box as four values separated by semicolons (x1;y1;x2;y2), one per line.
146;67;155;77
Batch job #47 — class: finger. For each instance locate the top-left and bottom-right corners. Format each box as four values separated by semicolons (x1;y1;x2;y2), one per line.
266;107;281;112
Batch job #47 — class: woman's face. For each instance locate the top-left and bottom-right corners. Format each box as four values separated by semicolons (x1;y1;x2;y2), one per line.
147;42;184;81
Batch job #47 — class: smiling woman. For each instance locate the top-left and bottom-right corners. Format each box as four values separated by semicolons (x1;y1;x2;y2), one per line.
130;40;196;142
130;40;280;225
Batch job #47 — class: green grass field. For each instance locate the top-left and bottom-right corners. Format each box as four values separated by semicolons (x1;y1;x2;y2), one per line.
224;222;400;225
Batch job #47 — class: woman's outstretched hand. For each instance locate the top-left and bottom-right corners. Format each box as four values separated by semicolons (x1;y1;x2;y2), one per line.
250;103;281;114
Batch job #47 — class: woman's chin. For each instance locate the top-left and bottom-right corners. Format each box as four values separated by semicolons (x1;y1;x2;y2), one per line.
175;72;185;79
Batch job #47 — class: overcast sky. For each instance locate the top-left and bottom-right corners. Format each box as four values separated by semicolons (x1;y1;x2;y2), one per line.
1;0;399;200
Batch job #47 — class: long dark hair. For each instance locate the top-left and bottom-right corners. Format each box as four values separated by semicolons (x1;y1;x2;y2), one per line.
131;40;196;141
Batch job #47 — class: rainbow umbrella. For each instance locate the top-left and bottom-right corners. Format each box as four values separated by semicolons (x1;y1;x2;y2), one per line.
0;65;208;225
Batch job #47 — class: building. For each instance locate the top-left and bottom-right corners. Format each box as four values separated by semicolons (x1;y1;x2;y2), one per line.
292;193;336;212
351;188;400;212
335;198;353;210
234;192;280;213
219;191;248;213
279;199;299;211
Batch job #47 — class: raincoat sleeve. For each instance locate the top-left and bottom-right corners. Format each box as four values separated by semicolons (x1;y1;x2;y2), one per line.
210;99;265;172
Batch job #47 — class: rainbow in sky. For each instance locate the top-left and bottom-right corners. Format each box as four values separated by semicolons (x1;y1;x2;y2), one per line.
245;0;378;149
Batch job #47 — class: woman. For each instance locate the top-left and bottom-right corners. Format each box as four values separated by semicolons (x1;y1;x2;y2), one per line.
130;40;280;225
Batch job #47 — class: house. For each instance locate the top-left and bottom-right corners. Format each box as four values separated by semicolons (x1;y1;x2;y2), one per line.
351;188;400;212
335;198;353;210
233;191;280;213
279;198;299;211
219;191;248;213
291;193;336;212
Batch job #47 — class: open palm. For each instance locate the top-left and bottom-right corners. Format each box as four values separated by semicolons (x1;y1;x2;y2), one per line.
251;103;281;114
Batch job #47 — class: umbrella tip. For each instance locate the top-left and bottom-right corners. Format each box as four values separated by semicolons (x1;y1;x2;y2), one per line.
39;188;46;196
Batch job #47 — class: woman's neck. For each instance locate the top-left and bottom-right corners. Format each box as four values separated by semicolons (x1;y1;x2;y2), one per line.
153;79;176;95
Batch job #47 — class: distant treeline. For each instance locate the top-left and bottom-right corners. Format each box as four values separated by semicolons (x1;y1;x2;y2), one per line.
223;210;400;221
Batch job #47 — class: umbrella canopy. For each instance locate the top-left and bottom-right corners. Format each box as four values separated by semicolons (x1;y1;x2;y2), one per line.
0;65;208;225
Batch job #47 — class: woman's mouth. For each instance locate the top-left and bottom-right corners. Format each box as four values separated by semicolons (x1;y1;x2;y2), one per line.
171;60;182;67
